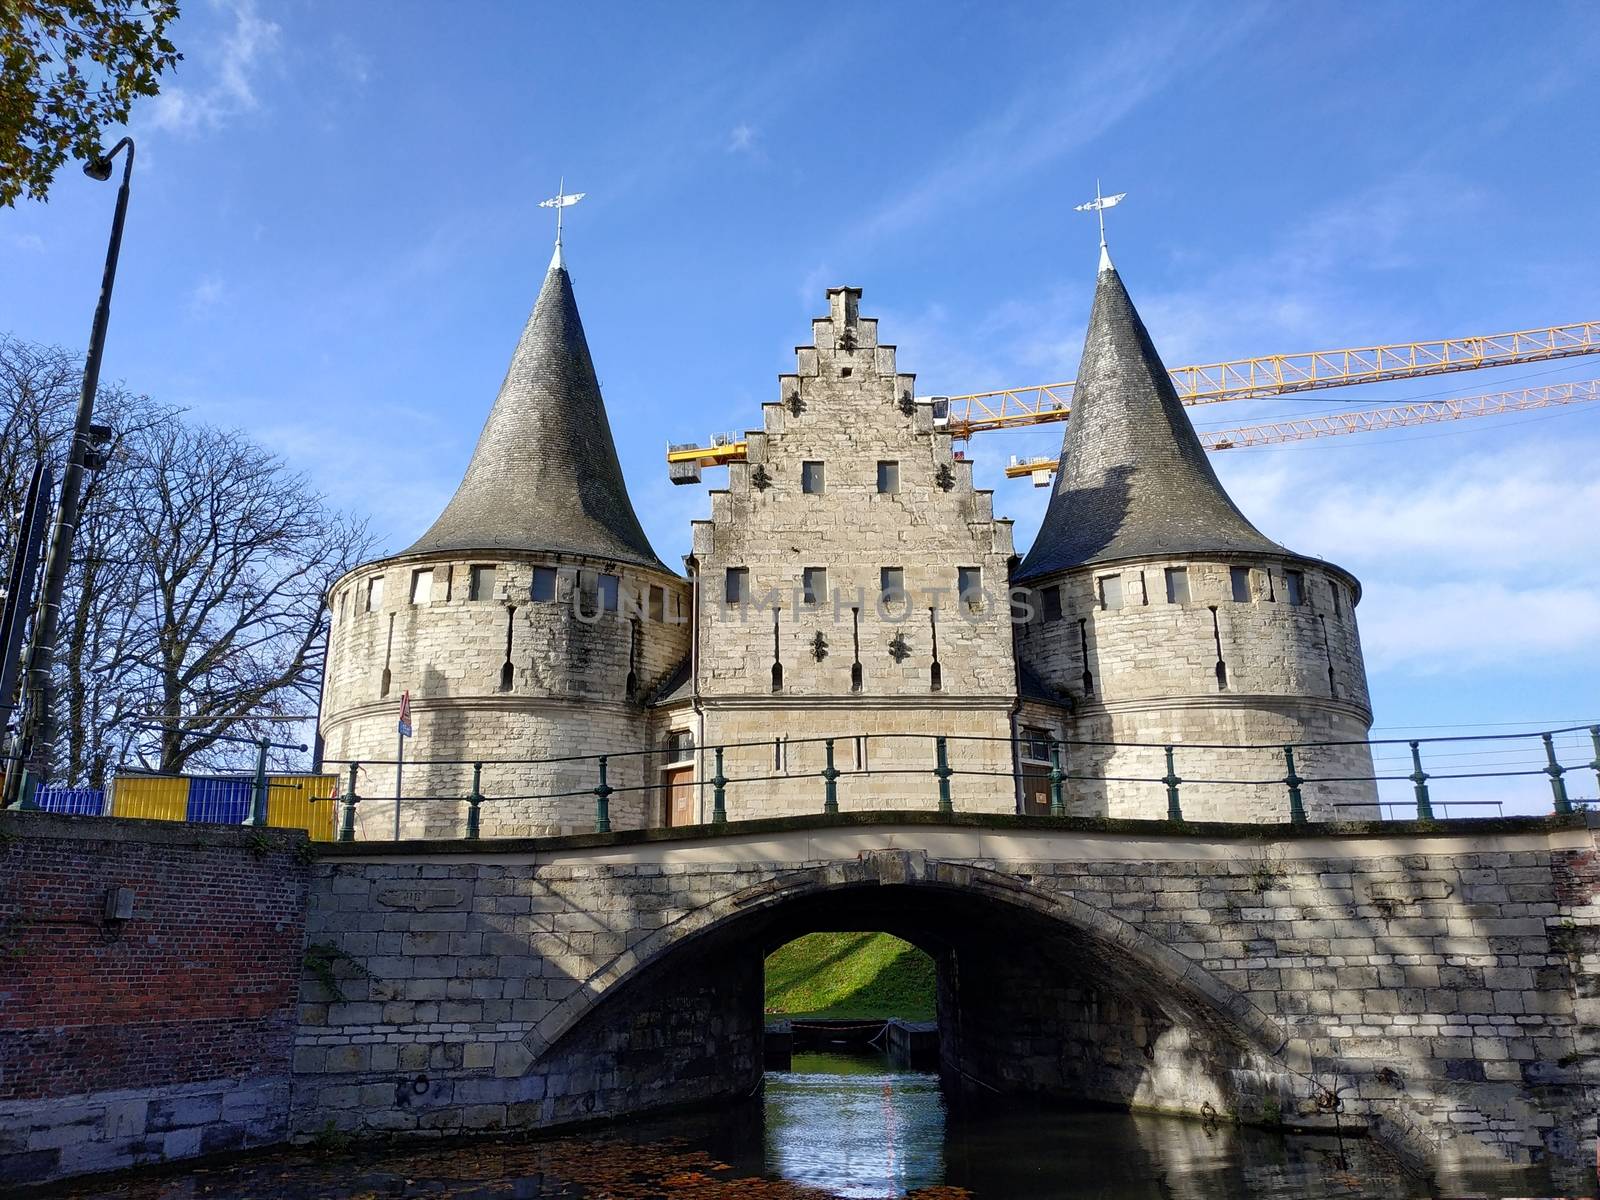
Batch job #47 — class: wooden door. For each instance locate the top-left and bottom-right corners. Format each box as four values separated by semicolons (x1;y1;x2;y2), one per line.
663;766;696;827
1021;767;1051;815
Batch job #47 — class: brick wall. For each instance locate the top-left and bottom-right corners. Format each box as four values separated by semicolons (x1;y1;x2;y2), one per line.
0;813;310;1187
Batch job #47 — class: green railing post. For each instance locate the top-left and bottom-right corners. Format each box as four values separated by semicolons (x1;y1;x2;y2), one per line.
1543;732;1572;816
1283;745;1307;825
338;762;359;842
935;736;953;815
466;762;483;839
1163;745;1183;823
594;755;613;833
1589;726;1600;798
246;737;270;827
1408;740;1434;821
822;738;840;815
1048;740;1066;818
711;747;727;826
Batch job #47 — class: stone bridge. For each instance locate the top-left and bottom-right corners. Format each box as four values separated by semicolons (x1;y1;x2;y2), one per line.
295;811;1600;1189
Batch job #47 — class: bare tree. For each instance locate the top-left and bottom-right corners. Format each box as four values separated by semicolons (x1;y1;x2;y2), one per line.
1;334;373;784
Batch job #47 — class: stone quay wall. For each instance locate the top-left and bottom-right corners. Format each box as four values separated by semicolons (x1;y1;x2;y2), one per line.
0;813;309;1189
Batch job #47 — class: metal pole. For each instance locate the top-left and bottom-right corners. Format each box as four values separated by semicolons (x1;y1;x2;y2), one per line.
1543;732;1572;816
711;746;727;826
466;762;482;839
393;727;403;841
338;762;359;842
1408;740;1433;821
822;737;839;815
935;736;953;815
18;140;134;794
1162;745;1183;823
1283;745;1307;825
245;737;269;827
1589;726;1600;798
0;463;51;738
594;755;612;833
1048;741;1066;818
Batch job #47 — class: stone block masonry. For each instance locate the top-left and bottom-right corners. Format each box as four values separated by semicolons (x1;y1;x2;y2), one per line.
0;812;309;1188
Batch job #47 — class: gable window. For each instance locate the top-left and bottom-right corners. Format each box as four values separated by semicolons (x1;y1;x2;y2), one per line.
469;564;496;602
1165;566;1190;605
725;567;750;605
1041;585;1063;623
531;567;557;602
1098;574;1123;611
803;567;827;606
957;566;982;611
880;567;905;605
410;569;433;605
1285;569;1306;607
801;461;825;494
877;461;900;494
1230;566;1252;603
365;576;384;612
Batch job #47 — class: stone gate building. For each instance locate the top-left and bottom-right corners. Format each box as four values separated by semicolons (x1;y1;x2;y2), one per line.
319;239;1377;837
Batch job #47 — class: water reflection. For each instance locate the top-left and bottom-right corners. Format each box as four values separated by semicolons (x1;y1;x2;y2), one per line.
765;1052;946;1197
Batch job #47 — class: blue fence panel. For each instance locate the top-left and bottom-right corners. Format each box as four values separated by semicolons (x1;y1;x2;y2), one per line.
186;776;254;825
36;786;106;816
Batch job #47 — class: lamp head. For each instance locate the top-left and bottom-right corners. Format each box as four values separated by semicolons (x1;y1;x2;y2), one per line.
83;157;114;182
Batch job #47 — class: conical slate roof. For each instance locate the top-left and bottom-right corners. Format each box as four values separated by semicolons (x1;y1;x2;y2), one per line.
404;260;667;571
1016;254;1285;580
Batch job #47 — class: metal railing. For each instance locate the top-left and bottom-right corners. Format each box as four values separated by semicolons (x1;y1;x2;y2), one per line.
316;723;1600;842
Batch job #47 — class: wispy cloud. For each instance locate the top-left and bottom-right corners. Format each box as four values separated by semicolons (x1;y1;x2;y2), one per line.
147;0;281;135
9;233;45;253
727;122;756;154
188;275;227;316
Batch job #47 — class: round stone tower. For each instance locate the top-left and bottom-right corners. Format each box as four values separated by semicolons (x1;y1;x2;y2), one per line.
320;244;689;838
1014;247;1377;821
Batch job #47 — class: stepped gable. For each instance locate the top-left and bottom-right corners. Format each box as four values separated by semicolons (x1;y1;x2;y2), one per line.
1017;253;1286;580
404;259;666;571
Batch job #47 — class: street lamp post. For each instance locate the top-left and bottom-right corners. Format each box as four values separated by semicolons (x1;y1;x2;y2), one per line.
11;139;134;808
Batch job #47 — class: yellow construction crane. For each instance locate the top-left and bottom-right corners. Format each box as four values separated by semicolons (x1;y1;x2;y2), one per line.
667;318;1600;482
1003;381;1600;484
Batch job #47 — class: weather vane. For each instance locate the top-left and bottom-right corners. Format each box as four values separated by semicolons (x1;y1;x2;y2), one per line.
1073;180;1126;250
538;176;586;265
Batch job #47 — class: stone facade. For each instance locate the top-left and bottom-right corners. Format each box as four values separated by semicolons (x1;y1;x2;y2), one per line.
321;551;689;838
291;814;1599;1191
690;286;1019;818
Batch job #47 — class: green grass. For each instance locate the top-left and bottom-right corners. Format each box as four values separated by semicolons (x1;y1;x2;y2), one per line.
763;931;936;1021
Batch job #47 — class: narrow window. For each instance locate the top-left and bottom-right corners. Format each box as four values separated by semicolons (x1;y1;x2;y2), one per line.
1137;572;1149;606
1098;574;1123;611
1332;582;1344;618
649;585;666;623
958;566;982;612
877;461;900;494
531;567;557;603
1165;567;1190;605
802;461;825;494
725;567;749;605
598;573;620;613
1230;566;1252;603
803;567;827;606
880;567;905;605
1021;726;1051;763
337;591;346;621
1042;586;1063;623
469;565;496;602
409;569;433;605
365;576;384;612
1285;570;1306;607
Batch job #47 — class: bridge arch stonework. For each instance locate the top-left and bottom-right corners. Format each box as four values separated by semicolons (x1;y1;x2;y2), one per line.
292;814;1600;1189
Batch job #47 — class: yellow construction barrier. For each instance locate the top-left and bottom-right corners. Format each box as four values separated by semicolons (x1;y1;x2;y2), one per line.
109;775;190;822
268;774;337;841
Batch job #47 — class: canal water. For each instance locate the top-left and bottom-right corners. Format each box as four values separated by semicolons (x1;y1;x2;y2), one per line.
59;1050;1559;1199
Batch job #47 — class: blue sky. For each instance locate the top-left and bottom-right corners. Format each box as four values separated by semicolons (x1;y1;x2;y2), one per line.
4;1;1598;811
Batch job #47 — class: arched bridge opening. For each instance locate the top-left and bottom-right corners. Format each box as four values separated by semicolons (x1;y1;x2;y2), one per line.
525;854;1311;1135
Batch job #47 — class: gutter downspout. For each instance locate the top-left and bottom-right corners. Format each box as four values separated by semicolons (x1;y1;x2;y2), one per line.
686;556;706;823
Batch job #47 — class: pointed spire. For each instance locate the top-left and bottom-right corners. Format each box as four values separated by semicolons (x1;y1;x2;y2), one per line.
403;259;667;570
1016;256;1285;580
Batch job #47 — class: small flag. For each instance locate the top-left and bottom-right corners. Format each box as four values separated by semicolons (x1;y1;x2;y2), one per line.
1074;191;1127;213
398;690;413;738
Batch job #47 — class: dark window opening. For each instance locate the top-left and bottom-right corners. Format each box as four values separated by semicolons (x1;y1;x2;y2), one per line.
1285;570;1306;607
1165;567;1190;605
531;566;557;603
877;461;899;494
1042;586;1063;622
469;564;496;602
1098;574;1123;611
1230;566;1251;603
802;461;825;494
958;566;982;612
803;567;827;606
725;567;750;605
